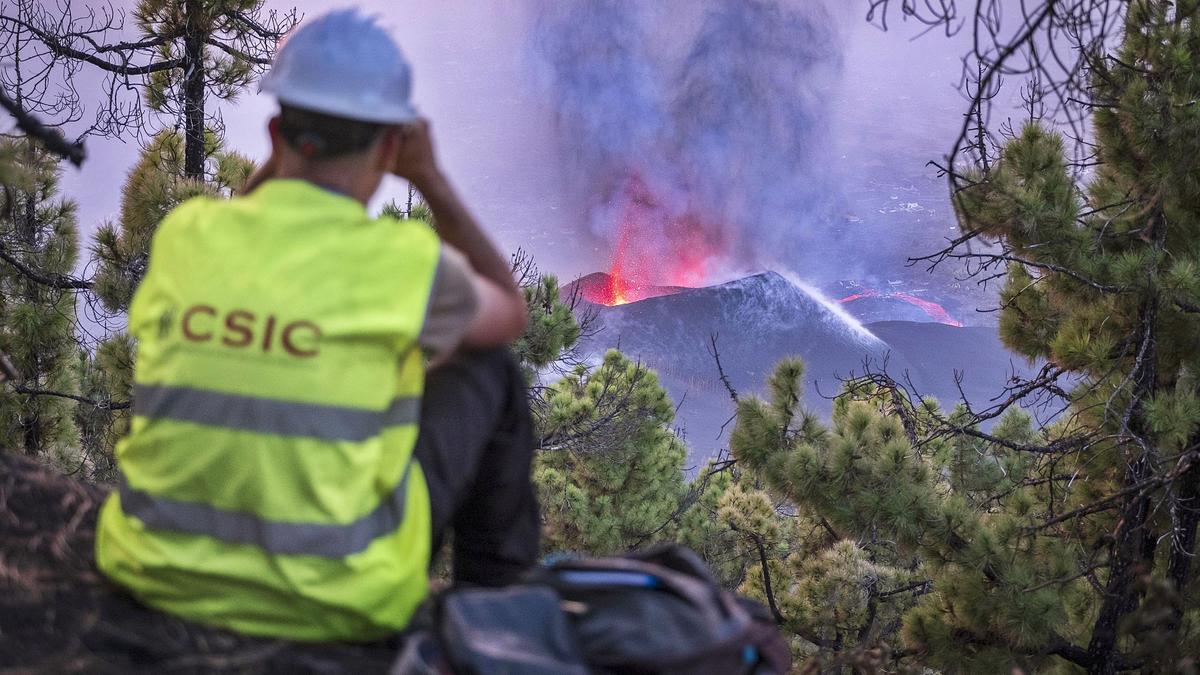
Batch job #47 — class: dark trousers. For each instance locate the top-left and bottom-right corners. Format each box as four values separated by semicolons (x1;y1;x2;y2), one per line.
413;349;540;586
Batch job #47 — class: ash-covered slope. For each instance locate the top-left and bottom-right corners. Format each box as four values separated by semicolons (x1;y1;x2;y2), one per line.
864;321;1037;406
575;272;1038;461
581;272;903;455
593;271;890;384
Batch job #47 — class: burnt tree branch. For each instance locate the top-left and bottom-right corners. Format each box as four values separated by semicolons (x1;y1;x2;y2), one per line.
0;87;85;165
0;241;93;290
11;386;130;411
708;333;738;403
0;15;184;76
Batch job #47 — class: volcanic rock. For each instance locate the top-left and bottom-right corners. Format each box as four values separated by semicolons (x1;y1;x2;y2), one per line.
573;271;1039;460
0;452;396;673
578;272;898;456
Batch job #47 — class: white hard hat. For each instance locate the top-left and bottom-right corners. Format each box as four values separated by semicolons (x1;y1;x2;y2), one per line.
260;9;417;125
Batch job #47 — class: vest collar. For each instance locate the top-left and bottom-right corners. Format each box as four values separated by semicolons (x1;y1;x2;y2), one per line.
252;178;368;217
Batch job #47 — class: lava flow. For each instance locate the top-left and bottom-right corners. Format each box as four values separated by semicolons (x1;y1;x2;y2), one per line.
839;289;963;327
582;175;723;306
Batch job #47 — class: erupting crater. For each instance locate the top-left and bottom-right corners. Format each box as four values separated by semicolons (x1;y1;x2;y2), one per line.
570;272;686;306
578;174;724;306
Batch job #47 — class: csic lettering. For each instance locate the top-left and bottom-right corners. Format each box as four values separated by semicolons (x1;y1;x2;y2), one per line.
179;305;321;358
282;321;321;358
261;315;277;353
222;310;255;348
182;305;216;342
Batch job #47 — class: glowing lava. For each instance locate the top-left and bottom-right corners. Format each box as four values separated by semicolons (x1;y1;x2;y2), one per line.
839;289;963;327
575;270;684;306
587;175;724;306
605;222;636;305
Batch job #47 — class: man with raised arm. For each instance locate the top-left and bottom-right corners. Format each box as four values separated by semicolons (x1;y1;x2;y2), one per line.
95;9;540;641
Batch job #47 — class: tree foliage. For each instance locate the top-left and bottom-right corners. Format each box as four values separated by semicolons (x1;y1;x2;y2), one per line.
0;141;79;464
91;132;251;314
0;0;274;473
724;361;1077;669
513;274;581;380
691;3;1199;671
942;3;1200;670
535;350;687;554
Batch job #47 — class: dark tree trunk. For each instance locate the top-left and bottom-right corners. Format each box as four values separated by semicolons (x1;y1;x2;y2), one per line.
16;158;41;456
1085;465;1155;675
182;0;206;180
1166;436;1200;631
22;416;41;456
1085;296;1160;675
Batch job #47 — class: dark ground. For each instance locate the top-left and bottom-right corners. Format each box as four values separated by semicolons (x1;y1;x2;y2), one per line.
0;452;397;674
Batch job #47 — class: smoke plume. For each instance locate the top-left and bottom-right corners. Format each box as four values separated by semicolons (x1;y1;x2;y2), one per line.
530;0;846;290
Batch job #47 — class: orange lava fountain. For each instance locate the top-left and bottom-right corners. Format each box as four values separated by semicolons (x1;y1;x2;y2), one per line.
588;175;722;306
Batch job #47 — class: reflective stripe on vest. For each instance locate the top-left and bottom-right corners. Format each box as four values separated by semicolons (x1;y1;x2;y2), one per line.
118;460;413;558
133;383;420;441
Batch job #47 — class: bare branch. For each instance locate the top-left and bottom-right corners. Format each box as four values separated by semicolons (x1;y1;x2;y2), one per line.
0;240;92;289
11;385;130;411
0;15;183;76
0;86;84;165
707;333;738;404
203;38;271;66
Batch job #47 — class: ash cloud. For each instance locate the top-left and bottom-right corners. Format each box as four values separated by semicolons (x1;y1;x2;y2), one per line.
529;0;848;284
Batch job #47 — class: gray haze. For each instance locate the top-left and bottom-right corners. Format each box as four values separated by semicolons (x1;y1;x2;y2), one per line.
54;2;995;290
530;0;849;285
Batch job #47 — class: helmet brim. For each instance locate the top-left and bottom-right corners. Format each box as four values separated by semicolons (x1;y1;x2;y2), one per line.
267;87;419;126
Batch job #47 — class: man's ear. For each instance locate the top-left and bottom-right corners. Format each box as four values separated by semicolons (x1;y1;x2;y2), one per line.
372;127;402;172
267;116;284;151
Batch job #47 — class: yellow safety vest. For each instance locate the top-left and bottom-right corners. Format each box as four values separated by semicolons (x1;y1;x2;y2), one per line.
95;179;438;641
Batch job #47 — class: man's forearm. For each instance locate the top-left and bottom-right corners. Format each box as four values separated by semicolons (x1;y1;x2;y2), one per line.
412;171;518;293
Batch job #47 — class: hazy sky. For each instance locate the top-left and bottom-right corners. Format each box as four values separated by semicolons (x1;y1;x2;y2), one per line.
56;1;989;285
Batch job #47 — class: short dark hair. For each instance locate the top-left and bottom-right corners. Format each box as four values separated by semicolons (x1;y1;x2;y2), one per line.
278;105;385;160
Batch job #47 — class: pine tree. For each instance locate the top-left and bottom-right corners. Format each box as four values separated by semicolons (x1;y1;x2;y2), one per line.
381;185;433;225
91;132;251;314
77;101;252;473
692;360;933;667
939;2;1200;669
0;141;80;465
72;132;252;473
712;358;1093;670
512;274;582;381
0;0;279;472
73;0;262;422
712;6;1200;669
535;350;687;554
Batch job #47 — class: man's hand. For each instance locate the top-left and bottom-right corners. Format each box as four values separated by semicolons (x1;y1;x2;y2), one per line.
391;119;441;186
392;118;528;348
